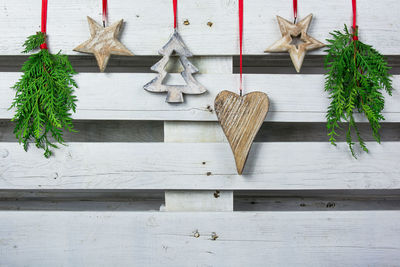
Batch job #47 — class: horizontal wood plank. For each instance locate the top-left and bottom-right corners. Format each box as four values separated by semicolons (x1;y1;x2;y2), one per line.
1;0;399;55
1;142;399;190
165;191;233;211
2;73;399;122
1;211;399;266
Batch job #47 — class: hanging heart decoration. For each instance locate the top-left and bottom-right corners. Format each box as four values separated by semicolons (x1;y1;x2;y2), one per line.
215;91;269;174
214;0;269;174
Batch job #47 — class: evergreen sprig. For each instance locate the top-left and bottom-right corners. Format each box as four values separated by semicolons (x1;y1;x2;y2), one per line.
10;32;78;158
324;25;393;157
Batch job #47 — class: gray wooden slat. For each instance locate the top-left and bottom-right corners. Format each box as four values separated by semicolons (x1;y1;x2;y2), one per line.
0;120;163;142
2;55;400;73
1;190;399;212
234;55;400;74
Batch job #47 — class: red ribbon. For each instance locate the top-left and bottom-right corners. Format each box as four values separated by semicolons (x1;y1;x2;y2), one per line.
40;0;48;49
102;0;107;26
173;0;177;29
352;0;358;40
239;0;243;94
293;0;298;22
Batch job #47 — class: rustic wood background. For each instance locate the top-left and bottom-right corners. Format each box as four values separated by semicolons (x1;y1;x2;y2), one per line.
0;0;399;266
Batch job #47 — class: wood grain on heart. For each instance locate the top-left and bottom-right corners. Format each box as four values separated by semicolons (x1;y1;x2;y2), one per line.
214;90;269;174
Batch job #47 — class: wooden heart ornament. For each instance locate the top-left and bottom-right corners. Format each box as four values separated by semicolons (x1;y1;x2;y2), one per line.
214;90;269;174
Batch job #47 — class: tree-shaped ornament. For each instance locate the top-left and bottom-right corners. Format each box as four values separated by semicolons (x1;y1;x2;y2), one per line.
143;0;206;103
214;0;270;175
73;0;133;72
265;1;324;72
10;0;78;158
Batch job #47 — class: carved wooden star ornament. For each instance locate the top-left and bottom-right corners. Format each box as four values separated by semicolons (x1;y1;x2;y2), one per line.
74;17;133;72
265;14;324;72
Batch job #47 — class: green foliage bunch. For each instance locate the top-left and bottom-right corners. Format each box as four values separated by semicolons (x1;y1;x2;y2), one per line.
324;25;393;157
10;32;78;158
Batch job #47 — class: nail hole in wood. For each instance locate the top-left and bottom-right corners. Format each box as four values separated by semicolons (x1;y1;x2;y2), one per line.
300;203;306;207
206;172;212;176
211;232;219;241
214;190;220;198
202;161;206;165
207;21;213;27
193;230;200;238
183;19;190;25
326;202;336;208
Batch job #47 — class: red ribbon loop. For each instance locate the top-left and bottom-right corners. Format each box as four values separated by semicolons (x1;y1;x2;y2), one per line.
102;0;107;25
239;0;243;94
293;0;298;22
40;0;48;49
173;0;177;29
352;0;358;40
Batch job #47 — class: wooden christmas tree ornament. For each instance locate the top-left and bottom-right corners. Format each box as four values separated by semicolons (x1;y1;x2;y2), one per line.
74;16;133;72
144;30;207;103
215;91;269;174
144;0;206;103
265;14;324;72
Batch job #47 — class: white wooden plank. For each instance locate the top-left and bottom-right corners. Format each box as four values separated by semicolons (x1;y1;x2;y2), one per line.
163;71;235;211
164;122;226;143
1;142;399;190
1;0;399;55
2;73;399;122
165;191;233;211
1;211;399;266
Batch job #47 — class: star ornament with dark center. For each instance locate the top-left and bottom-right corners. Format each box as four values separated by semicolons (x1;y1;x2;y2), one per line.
265;14;324;73
74;17;133;72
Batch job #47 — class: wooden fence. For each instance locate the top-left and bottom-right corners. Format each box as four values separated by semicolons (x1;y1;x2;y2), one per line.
0;0;399;266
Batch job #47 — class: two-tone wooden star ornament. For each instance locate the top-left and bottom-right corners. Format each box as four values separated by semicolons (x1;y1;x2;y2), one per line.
74;17;133;72
265;14;324;72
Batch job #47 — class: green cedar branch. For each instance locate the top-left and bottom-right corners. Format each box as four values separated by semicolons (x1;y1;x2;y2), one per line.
324;25;393;158
10;32;78;158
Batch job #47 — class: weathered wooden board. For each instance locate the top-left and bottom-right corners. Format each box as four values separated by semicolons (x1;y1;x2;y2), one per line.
165;191;233;211
164;121;227;143
1;142;399;190
1;211;399;266
1;0;399;55
164;116;234;212
1;73;399;122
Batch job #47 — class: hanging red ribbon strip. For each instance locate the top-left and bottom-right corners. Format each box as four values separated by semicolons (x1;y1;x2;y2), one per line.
239;0;243;94
293;0;298;22
102;0;107;26
352;0;358;40
40;0;48;49
173;0;178;29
